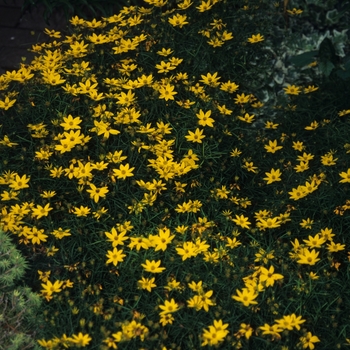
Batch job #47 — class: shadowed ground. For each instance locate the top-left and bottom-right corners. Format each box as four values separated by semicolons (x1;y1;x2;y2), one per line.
0;0;67;75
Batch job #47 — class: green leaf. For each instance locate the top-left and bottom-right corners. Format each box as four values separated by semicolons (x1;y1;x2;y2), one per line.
326;9;340;24
336;58;350;80
318;37;338;64
319;60;335;77
289;51;318;67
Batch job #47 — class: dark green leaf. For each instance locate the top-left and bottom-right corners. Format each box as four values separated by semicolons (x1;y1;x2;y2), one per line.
289;51;318;67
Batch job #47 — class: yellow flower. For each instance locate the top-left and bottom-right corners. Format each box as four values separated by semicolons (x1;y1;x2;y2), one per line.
235;323;253;339
87;33;108;44
153;227;175;251
60;115;82;130
137;277;156;292
199;72;221;87
232;214;251;229
38;270;51;282
156;48;173;56
159;313;174;326
234;93;250;104
304;121;319;130
159;298;180;315
0;135;18;147
220;80;239;93
105;248;126;266
292;141;305;151
264;139;283;153
72;205;91;217
294;161;309;173
0;96;16;110
177;0;193;10
230;148;242;157
327;241;345;252
42;71;66;85
275;314;306;331
304;85;318;93
69;333;92;347
338;109;350;117
243;161;258;173
321;153;337;166
289;186;307;200
201;319;229;346
257;217;282;230
196;109;215;127
226;237;241;249
9;174;30;190
263;168;282;184
237;112;255;123
299;332;320;350
44;28;61;38
297;152;314;162
158;83;177;101
265;121;279;129
185;128;205;143
232;287;258;307
297;248;320;265
247;33;264;43
303;234;326;248
196;0;213;12
176;241;197;260
284;84;301;95
113;163;135;180
287;8;303;15
141;259;166;273
31;203;53;219
86;183;109;203
40;280;64;296
168;13;189;28
40;190;56;199
28;227;48;244
258;266;283;287
104;228;128;247
259;323;282;340
300;218;314;229
339;169;350;183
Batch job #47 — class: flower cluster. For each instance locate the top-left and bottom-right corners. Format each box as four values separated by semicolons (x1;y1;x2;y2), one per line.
0;0;350;349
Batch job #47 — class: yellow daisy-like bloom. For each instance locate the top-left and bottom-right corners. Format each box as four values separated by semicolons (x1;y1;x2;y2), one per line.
0;96;16;110
284;84;301;95
264;139;283;153
112;163;135;180
141;259;166;273
287;8;303;15
159;298;180;315
263;168;282;184
158;83;177;101
237;112;255;123
86;183;109;203
196;109;215;127
105;248;126;266
258;266;284;287
297;248;320;265
232;214;251;229
247;33;264;43
232;287;258;307
185;128;205;143
168;13;189;28
339;169;350;183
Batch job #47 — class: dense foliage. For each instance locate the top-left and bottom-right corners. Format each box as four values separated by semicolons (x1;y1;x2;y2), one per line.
1;0;350;349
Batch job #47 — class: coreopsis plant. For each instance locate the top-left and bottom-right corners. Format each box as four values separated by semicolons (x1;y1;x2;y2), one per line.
0;0;350;349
